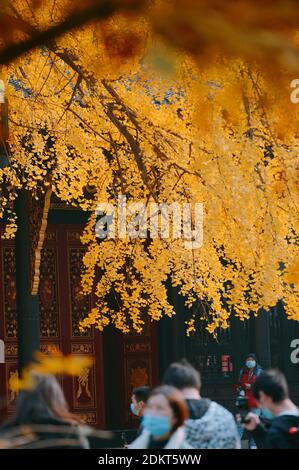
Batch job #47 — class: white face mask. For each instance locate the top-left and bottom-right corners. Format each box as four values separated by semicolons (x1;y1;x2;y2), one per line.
246;360;256;369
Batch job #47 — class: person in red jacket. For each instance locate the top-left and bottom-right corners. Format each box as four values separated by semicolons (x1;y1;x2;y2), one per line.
236;353;263;448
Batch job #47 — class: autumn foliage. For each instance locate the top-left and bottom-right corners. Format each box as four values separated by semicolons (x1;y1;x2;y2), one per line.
0;1;299;335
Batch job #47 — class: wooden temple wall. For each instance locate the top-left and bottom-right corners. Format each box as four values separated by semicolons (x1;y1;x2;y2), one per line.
0;223;158;429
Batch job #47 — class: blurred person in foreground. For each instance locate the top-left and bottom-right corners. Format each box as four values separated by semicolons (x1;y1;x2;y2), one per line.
163;359;240;449
0;373;105;449
129;385;192;449
242;369;299;449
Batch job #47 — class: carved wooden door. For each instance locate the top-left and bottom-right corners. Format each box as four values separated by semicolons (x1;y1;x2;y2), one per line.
0;223;105;427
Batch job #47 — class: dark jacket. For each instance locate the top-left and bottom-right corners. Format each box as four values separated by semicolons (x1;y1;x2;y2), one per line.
252;414;299;449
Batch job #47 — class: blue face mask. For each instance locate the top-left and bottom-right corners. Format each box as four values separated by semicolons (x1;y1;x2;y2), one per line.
130;403;139;417
261;409;274;420
246;360;256;369
142;413;172;437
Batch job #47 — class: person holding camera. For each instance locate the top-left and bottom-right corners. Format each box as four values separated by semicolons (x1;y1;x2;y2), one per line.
242;369;299;449
236;353;262;448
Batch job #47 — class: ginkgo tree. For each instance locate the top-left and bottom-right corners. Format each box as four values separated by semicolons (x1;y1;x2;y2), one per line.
0;0;299;336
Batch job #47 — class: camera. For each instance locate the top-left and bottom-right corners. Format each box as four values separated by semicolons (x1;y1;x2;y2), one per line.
235;391;250;424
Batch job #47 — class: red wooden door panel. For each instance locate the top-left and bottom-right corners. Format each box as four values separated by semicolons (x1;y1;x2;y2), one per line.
0;223;106;428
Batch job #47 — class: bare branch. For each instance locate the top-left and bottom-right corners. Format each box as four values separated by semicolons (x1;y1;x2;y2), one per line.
0;1;140;65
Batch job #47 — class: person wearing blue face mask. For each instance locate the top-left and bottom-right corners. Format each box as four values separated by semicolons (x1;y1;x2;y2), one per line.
129;386;192;449
236;353;263;448
129;386;150;439
243;369;299;449
130;386;150;419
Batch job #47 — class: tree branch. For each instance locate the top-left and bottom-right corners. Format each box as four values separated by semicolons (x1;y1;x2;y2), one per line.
105;103;158;202
0;1;142;65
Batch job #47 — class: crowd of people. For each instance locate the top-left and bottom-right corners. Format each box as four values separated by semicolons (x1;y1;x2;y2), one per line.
129;360;240;449
0;357;298;449
126;357;299;450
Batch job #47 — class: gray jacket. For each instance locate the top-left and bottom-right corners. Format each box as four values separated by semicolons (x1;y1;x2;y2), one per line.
184;400;241;449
